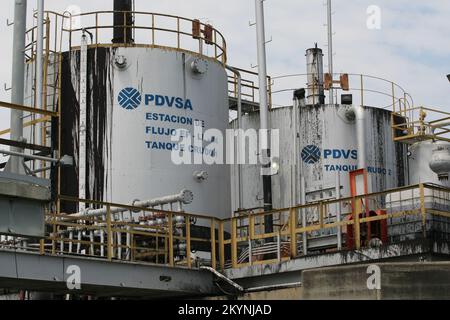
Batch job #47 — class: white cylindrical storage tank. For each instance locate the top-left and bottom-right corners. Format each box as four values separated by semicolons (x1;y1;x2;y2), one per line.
408;141;450;187
231;104;408;211
54;46;231;220
59;48;230;218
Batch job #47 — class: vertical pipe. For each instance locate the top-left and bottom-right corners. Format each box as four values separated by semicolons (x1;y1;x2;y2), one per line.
293;89;305;206
8;0;27;174
68;231;73;253
79;33;87;210
301;176;307;255
226;66;243;210
36;0;44;111
126;226;131;260
291;99;298;207
355;106;367;170
117;231;122;259
113;0;133;44
327;0;334;105
255;0;269;133
100;230;105;257
335;171;342;250
306;47;325;105
237;74;243;210
255;0;273;232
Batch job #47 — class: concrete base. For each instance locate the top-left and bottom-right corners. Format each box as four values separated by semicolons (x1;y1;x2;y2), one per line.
0;172;50;238
207;261;450;300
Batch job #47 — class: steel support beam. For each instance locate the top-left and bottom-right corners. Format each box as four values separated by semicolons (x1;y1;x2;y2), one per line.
0;250;218;298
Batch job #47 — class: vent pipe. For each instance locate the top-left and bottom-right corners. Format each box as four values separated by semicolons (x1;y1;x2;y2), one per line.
113;0;134;44
326;0;335;105
306;45;325;105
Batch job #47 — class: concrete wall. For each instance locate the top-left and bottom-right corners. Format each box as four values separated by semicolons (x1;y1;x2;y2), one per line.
208;262;450;300
302;262;450;300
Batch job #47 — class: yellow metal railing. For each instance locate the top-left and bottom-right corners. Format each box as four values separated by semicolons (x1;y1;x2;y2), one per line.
44;195;221;269
269;73;413;111
0;101;60;178
227;68;273;108
392;106;450;143
25;11;227;64
2;183;447;272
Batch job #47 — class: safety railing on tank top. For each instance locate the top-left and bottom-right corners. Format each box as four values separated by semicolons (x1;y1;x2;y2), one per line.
1;183;449;272
24;11;227;65
227;72;417;130
268;73;413;110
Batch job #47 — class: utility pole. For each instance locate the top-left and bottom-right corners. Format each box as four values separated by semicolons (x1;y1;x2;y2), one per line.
8;0;27;174
255;0;273;232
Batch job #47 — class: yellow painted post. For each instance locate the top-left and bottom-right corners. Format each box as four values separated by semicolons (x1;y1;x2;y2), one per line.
419;184;427;238
360;75;364;108
40;239;45;255
218;221;225;271
231;218;238;268
249;215;255;239
354;198;361;250
249;215;255;265
106;205;112;261
168;213;174;267
319;203;325;229
290;208;297;258
210;219;216;269
391;113;397;141
391;82;396;113
403;93;407;115
186;216;191;268
52;204;57;255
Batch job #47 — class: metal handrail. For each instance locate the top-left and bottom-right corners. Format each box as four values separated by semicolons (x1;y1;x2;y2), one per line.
392;106;450;143
25;10;227;64
2;183;449;272
269;72;413;112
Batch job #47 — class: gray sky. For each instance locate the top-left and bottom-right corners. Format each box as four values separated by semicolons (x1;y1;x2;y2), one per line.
0;0;449;134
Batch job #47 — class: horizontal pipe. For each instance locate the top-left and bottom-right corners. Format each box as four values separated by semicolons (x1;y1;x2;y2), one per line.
70;190;194;219
0;149;59;163
200;266;244;292
245;282;302;293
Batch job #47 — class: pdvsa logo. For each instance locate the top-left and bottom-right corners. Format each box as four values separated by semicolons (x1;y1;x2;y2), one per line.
302;145;358;164
301;145;322;164
118;88;194;111
118;87;142;110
